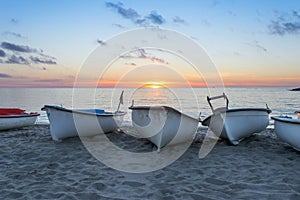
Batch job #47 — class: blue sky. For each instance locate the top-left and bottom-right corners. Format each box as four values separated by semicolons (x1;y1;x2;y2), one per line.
0;0;299;87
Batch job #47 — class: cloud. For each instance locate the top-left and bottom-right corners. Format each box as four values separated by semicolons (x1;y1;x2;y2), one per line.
6;55;30;64
146;11;165;25
39;52;56;60
30;56;57;65
96;39;106;45
34;79;62;82
137;48;146;58
269;10;300;35
3;31;26;39
0;73;12;78
201;19;211;27
293;10;300;18
105;2;166;26
135;18;146;25
10;18;18;24
0;41;57;65
125;62;137;66
173;16;187;25
211;0;220;7
106;2;139;22
148;56;168;64
1;42;38;53
112;23;126;29
254;42;267;52
0;49;5;57
246;40;267;52
120;48;169;65
227;10;237;17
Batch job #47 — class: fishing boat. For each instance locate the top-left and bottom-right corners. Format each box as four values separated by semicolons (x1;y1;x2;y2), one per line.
42;105;126;141
201;93;271;145
0;108;39;131
129;104;199;151
271;113;300;151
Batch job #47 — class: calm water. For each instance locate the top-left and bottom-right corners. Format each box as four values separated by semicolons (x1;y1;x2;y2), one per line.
0;87;299;125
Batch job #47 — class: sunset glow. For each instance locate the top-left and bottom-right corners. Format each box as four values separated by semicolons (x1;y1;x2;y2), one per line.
143;83;165;89
0;1;299;88
151;85;161;89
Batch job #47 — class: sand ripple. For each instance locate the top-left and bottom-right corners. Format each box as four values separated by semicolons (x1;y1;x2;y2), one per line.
1;125;300;199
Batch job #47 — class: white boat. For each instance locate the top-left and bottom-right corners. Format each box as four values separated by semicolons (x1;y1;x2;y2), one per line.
201;93;271;145
271;114;300;151
129;105;199;151
0;108;39;131
42;105;126;141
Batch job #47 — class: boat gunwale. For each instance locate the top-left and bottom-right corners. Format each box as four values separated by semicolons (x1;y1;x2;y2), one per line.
271;116;300;125
42;105;126;117
129;105;199;121
0;114;40;118
202;108;271;126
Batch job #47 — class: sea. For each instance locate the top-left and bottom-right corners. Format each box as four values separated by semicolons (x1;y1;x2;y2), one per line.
0;87;299;126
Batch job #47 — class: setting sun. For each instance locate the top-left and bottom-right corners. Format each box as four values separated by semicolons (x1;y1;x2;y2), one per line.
150;85;161;89
142;82;165;89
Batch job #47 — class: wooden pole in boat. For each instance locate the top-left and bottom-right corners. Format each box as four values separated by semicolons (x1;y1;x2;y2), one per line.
116;90;124;113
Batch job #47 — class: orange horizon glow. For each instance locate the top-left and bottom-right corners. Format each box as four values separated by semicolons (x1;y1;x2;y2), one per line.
1;82;299;88
1;74;300;88
0;83;299;88
141;82;165;89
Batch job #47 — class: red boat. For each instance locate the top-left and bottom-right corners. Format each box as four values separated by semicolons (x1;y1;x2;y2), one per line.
0;108;39;131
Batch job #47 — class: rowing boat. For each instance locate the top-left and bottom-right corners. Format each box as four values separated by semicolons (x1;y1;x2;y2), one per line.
0;108;39;131
42;105;126;141
129;105;199;151
202;93;271;145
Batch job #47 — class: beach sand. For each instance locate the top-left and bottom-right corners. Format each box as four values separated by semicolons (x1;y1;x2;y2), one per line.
1;125;300;199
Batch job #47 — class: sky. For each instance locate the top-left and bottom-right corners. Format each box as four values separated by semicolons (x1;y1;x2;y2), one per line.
0;0;300;88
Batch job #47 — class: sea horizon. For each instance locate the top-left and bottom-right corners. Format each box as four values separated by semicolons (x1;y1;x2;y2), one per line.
0;86;298;88
1;87;299;125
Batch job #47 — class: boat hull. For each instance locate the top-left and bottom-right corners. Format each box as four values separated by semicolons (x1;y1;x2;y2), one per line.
42;105;125;141
130;106;199;150
202;108;271;145
271;116;300;151
0;114;39;131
